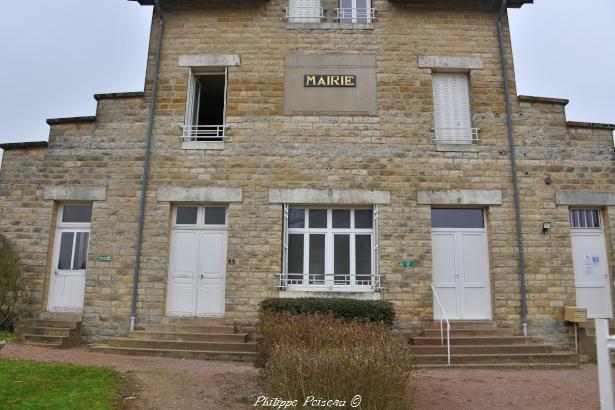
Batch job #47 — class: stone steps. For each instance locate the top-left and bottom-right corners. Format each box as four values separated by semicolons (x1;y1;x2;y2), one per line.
413;336;540;346
21;314;82;348
89;345;256;362
90;320;256;362
416;352;577;366
413;344;553;355
411;321;577;368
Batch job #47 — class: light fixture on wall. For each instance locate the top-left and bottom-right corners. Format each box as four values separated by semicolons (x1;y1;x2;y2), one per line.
543;222;552;234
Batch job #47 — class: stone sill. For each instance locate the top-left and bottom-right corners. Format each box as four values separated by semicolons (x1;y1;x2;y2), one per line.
181;141;225;150
279;289;382;301
435;143;479;152
286;22;374;30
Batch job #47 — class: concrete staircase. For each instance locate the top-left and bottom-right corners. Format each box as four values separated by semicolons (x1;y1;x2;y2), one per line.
90;318;257;362
410;321;578;368
21;312;82;348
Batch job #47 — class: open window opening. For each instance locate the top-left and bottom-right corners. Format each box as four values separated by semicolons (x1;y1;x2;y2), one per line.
184;69;227;142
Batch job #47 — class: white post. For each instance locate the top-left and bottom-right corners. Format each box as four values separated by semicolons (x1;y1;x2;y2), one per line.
596;318;615;410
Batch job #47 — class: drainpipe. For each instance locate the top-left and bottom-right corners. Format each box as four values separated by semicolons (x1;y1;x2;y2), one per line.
497;0;528;336
130;0;165;332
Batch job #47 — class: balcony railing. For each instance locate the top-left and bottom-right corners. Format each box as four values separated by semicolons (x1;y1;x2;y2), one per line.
335;8;375;23
433;127;480;145
182;125;227;142
278;272;381;291
284;7;325;23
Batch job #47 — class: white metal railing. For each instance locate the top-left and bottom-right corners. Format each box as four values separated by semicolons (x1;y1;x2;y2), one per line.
431;283;451;366
335;8;375;23
595;319;615;409
182;125;227;142
433;127;480;145
278;272;380;290
285;7;325;22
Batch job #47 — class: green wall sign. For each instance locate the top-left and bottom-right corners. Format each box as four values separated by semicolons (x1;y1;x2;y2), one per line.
98;255;112;262
402;260;414;269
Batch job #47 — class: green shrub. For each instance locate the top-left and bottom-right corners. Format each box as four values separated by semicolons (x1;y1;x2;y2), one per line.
0;234;24;332
259;297;395;326
259;313;416;410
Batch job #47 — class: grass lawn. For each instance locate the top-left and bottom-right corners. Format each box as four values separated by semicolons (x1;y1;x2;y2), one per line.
0;359;124;410
0;331;16;341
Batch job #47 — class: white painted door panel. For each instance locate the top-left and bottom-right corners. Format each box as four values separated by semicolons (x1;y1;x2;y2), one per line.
48;230;88;312
167;230;199;316
196;232;227;316
432;230;491;320
571;231;612;318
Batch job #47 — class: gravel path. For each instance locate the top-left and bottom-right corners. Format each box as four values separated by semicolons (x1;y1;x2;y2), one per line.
1;343;612;409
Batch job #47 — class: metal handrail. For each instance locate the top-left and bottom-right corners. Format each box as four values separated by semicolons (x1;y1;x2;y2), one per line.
334;8;375;22
182;125;227;141
277;272;379;289
433;127;480;144
431;283;451;366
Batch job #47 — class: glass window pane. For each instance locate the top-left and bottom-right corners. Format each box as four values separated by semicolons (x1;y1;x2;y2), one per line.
334;234;350;285
176;207;198;224
57;232;74;270
354;209;373;229
205;207;226;225
289;208;305;228
355;234;372;276
72;232;89;270
591;210;601;227
62;205;92;223
309;209;327;228
288;234;304;274
431;208;484;229
332;209;350;228
309;234;325;279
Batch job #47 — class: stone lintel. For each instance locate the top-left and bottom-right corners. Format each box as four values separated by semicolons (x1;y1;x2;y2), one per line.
43;185;107;201
269;188;390;205
417;189;502;205
418;56;484;71
556;191;615;206
178;54;240;68
157;187;243;203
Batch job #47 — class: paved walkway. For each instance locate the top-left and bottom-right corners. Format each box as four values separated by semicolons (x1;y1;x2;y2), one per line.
1;343;612;409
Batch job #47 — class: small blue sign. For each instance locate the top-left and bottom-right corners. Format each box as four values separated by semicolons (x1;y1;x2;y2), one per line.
593;256;600;263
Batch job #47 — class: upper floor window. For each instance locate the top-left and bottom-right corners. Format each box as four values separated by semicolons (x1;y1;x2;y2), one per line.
184;69;227;142
287;0;323;23
432;72;478;145
337;0;373;23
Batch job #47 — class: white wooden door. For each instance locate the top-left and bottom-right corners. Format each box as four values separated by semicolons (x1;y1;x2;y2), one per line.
48;204;92;312
431;209;491;320
570;209;612;318
167;206;228;317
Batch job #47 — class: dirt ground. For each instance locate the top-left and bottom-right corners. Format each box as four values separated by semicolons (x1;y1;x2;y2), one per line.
1;343;612;409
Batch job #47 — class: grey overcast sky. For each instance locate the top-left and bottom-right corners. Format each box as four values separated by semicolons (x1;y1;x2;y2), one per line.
0;0;614;164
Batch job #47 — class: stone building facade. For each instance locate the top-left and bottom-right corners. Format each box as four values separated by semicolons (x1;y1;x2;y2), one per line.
1;0;614;346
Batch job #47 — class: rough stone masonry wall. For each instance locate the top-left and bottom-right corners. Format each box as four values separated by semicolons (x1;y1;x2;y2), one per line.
135;0;523;332
0;0;612;346
515;99;615;346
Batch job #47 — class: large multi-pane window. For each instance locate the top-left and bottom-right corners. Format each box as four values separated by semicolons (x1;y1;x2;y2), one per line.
285;207;375;288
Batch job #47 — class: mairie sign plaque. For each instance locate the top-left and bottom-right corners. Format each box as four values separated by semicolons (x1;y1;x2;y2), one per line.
304;74;357;88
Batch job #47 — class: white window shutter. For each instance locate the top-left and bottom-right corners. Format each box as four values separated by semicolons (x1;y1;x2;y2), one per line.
432;73;472;144
289;0;321;23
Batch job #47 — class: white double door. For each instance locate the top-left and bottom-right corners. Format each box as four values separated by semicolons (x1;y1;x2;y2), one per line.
571;230;612;319
432;227;492;320
167;228;228;317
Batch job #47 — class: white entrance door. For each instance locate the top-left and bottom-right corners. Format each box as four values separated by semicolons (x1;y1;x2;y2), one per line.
48;204;92;312
431;208;491;320
570;209;613;319
167;206;228;317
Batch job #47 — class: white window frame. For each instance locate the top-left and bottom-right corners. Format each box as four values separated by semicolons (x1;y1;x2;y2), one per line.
57;203;93;230
54;203;93;271
569;208;603;230
183;68;228;143
282;205;379;292
337;0;373;23
172;205;229;231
